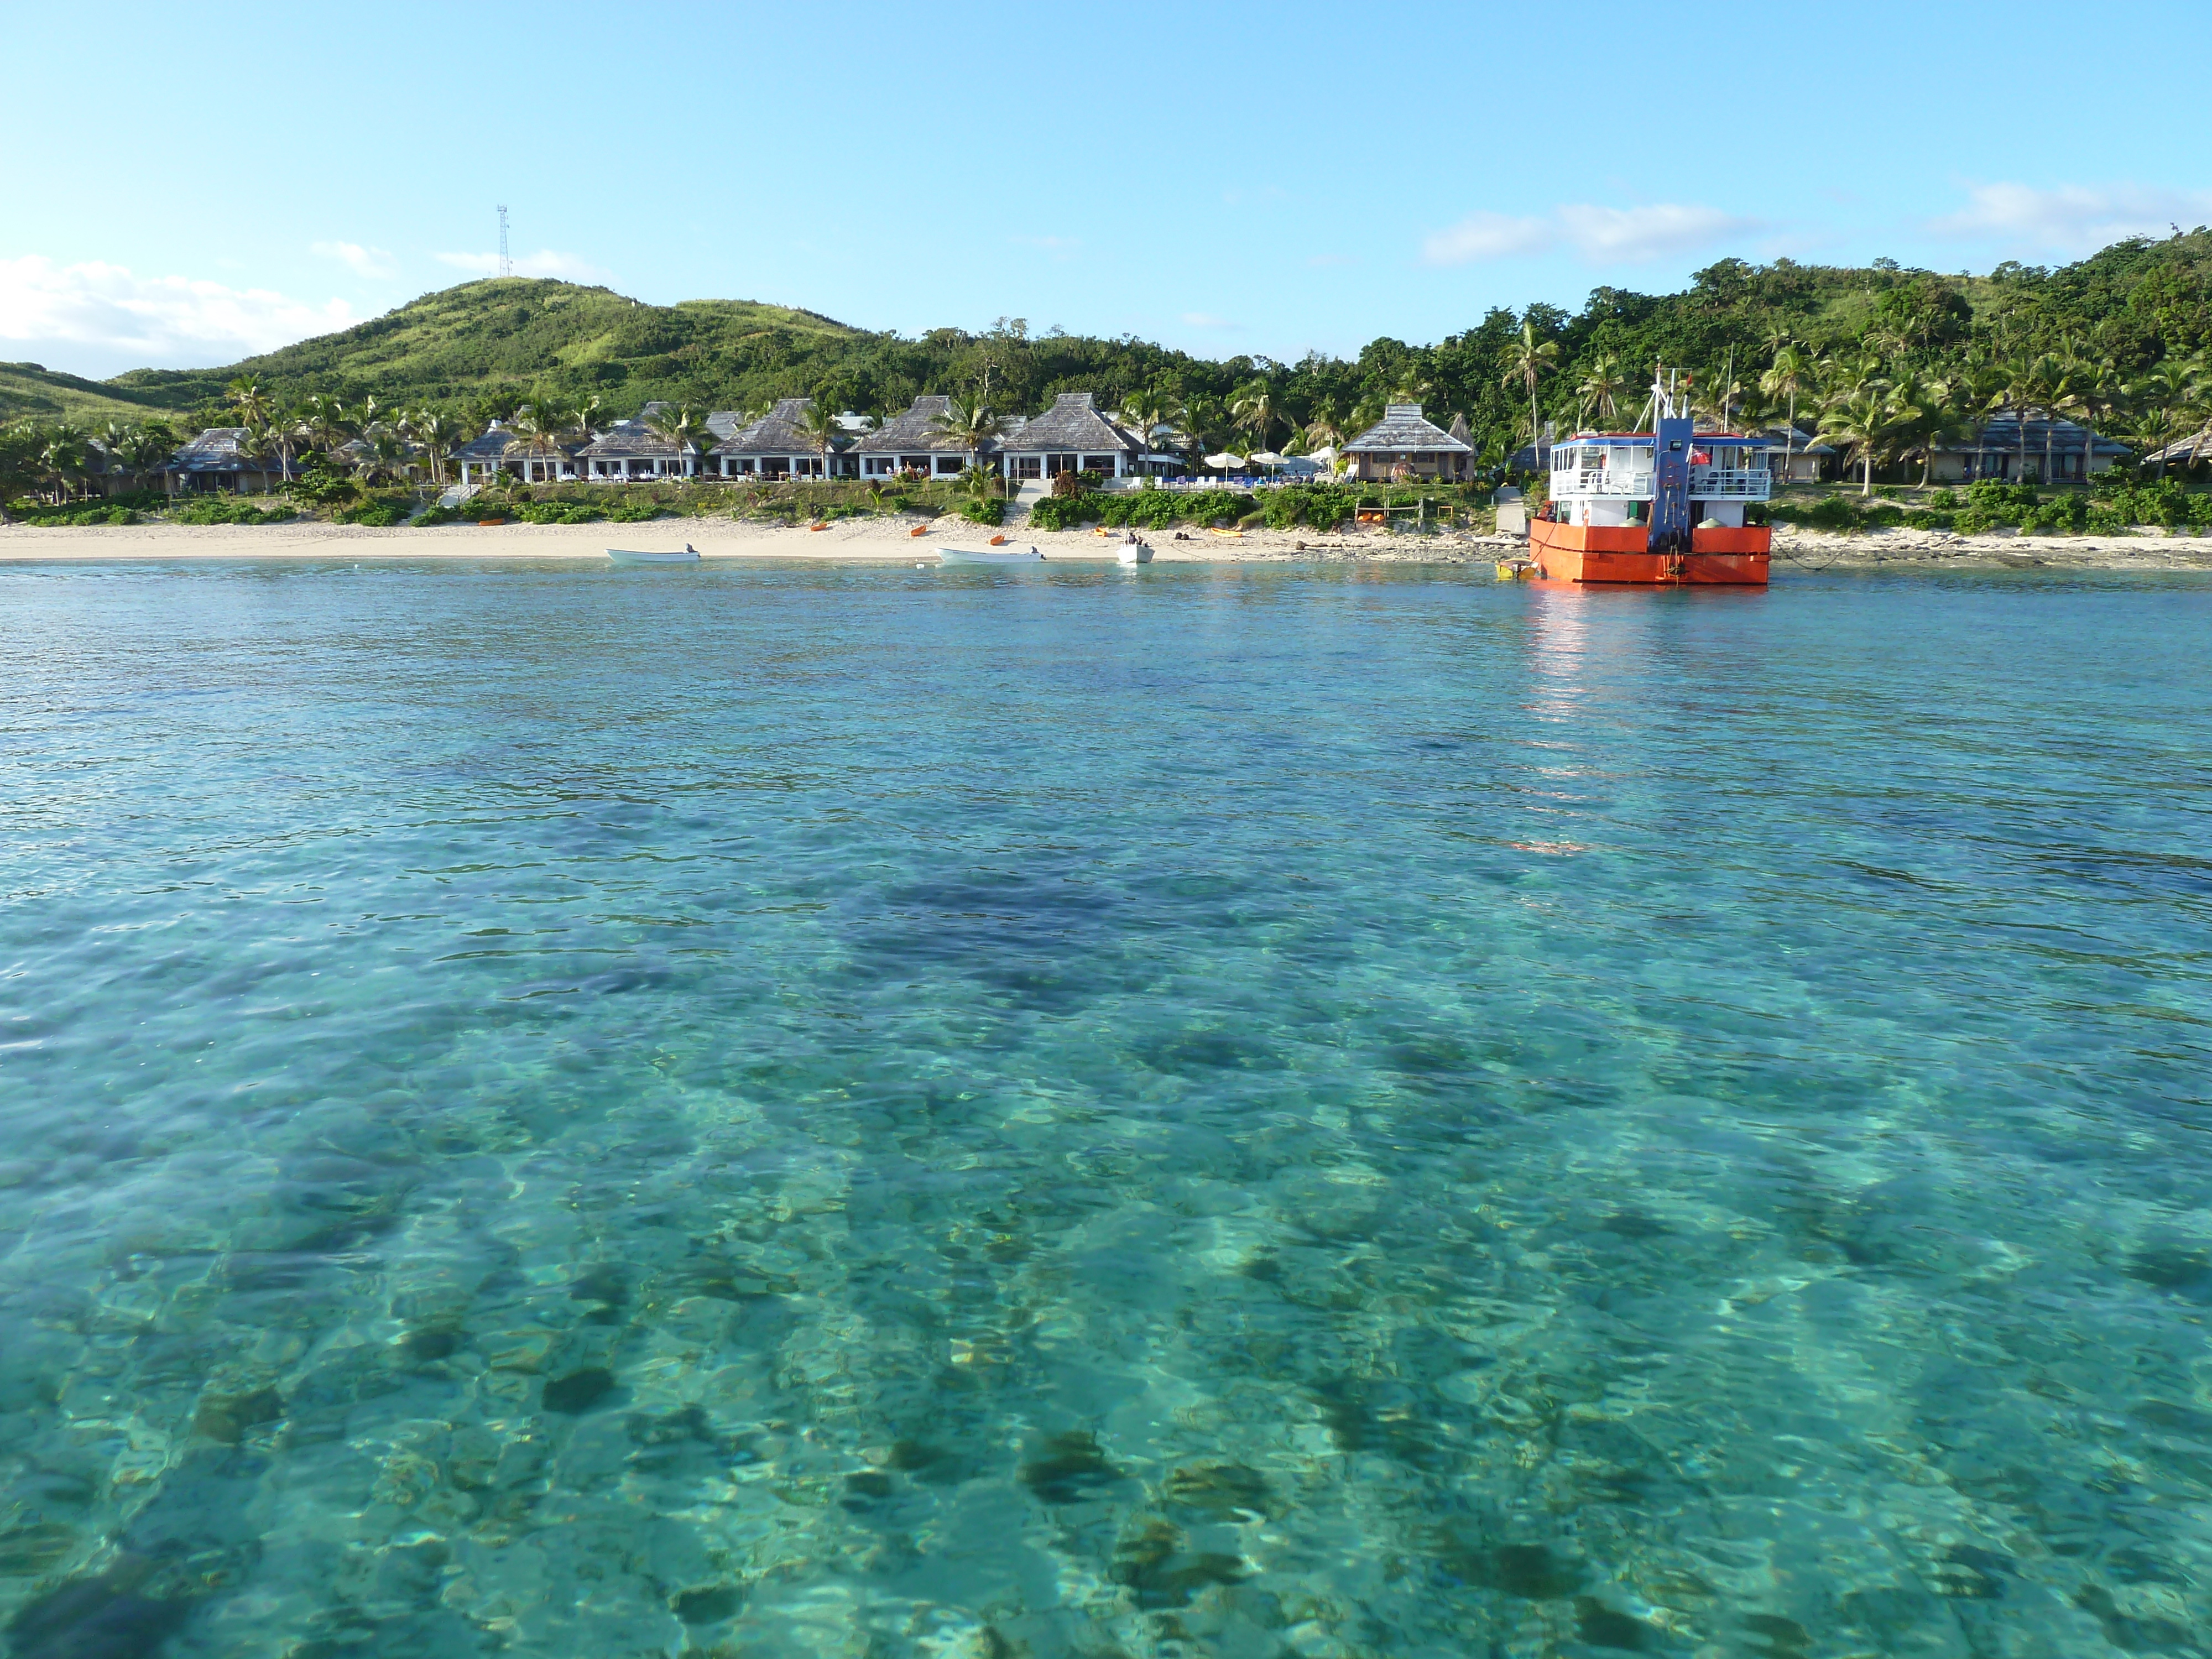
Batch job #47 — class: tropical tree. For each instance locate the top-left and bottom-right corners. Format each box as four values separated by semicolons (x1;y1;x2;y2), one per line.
2015;351;2071;487
1576;353;1626;425
1816;386;1893;495
0;421;46;517
298;394;349;458
1229;379;1281;452
645;404;709;476
1501;319;1560;461
794;400;844;478
929;398;1003;473
400;409;457;488
350;425;413;487
1759;345;1812;478
225;375;274;432
1894;374;1965;487
2060;346;2123;487
1120;389;1185;453
105;422;173;493
515;391;580;479
42;426;95;501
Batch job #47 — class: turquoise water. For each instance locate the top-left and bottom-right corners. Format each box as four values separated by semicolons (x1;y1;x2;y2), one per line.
3;559;2210;1658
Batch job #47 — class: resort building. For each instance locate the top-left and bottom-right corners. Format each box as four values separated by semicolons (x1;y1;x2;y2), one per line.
1344;404;1474;482
1927;415;2130;483
1752;425;1832;483
450;422;583;487
161;428;288;494
855;395;983;479
993;392;1145;482
578;417;699;481
709;398;851;479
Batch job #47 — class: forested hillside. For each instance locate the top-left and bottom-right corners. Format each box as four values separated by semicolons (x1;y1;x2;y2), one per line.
49;229;2212;481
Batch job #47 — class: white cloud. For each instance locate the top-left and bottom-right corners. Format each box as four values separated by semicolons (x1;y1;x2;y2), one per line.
311;240;397;279
1929;181;2212;255
1423;202;1761;267
1181;311;1238;329
434;248;611;281
1422;211;1554;265
1555;203;1760;262
0;255;357;371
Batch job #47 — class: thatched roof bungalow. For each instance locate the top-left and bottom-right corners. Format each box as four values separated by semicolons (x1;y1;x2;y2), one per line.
578;418;698;481
1929;414;2129;483
994;393;1144;481
450;421;586;486
1344;404;1473;482
709;398;849;479
855;395;984;479
160;428;290;495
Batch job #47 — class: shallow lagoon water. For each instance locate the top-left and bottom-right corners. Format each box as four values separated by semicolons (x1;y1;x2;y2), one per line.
2;559;2209;1658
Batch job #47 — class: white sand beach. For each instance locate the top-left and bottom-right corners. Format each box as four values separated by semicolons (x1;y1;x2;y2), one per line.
6;514;2212;571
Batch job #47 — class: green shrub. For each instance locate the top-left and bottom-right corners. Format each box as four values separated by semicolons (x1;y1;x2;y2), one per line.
961;499;1004;526
1235;509;1265;529
168;498;294;526
18;502;139;525
335;499;407;527
605;501;664;523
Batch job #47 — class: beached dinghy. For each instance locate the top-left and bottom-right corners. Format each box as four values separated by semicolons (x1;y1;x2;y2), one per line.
938;545;1044;566
1116;539;1154;565
606;544;702;566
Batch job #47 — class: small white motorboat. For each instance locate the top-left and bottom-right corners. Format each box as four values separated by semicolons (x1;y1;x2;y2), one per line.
607;544;701;566
938;545;1044;566
1116;539;1155;565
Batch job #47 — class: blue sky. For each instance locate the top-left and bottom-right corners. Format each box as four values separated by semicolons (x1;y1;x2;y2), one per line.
6;0;2210;379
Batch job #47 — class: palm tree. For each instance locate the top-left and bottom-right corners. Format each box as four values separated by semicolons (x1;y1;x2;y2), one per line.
515;391;580;482
645;405;709;478
2125;363;2182;479
298;394;349;460
1120;390;1185;455
1229;379;1281;452
226;375;273;432
929;398;1004;474
2060;346;2122;487
1577;353;1626;426
2016;351;2070;487
1501;320;1561;463
39;425;90;502
106;424;171;493
795;400;844;478
1760;345;1812;478
404;409;457;488
351;425;412;488
1895;374;1965;487
1816;387;1892;496
1297;403;1348;460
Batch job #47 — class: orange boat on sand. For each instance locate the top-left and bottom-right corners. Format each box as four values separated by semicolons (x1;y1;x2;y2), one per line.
1526;369;1771;586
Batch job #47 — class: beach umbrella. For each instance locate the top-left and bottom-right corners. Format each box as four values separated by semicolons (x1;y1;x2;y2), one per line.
1248;450;1287;467
1204;452;1246;470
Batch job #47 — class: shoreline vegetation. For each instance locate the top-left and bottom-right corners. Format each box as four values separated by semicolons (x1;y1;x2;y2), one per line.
9;229;2212;540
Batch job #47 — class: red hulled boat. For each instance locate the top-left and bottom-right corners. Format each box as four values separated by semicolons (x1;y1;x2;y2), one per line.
1527;371;1772;585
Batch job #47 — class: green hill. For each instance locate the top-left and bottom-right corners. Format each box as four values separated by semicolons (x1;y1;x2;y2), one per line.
108;279;864;411
0;362;192;425
41;232;2212;474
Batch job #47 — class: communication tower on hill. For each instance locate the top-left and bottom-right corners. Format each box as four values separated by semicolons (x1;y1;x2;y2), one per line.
497;206;512;278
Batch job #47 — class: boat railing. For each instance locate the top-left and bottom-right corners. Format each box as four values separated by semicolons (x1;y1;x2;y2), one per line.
1550;467;1655;499
1688;466;1772;499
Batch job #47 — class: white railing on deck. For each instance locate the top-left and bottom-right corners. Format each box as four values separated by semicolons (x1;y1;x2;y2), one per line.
1688;466;1771;499
1550;467;1654;499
